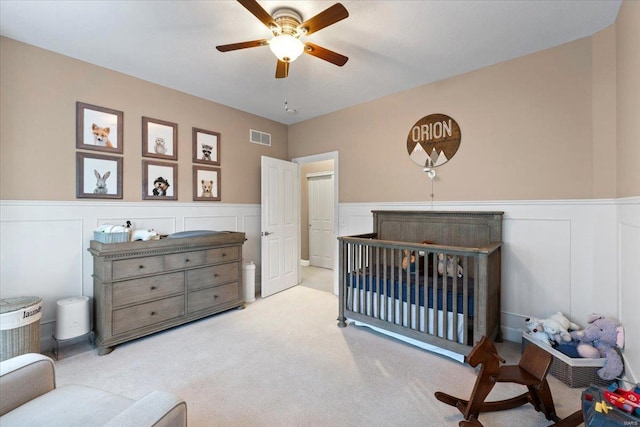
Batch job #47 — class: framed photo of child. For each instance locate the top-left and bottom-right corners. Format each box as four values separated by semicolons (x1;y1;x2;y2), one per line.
76;152;123;199
76;102;124;154
142;160;177;201
192;128;220;166
193;165;221;201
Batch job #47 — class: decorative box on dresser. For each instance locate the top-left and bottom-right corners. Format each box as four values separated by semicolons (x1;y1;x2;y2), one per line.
89;232;245;355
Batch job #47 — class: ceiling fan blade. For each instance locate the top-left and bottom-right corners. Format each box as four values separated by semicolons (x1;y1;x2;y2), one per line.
303;42;348;66
275;60;289;79
298;3;349;36
216;39;268;52
238;0;278;30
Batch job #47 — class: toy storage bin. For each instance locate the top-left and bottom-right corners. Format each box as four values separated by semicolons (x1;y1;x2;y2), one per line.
522;331;608;388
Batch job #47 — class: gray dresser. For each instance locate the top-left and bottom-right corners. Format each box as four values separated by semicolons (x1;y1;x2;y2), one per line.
89;232;245;354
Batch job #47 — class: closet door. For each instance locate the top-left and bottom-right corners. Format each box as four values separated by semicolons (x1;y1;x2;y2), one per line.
308;172;334;269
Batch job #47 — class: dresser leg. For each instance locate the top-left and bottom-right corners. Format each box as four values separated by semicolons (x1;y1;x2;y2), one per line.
98;346;114;356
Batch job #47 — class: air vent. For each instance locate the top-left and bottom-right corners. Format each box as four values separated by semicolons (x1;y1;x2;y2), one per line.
250;129;271;146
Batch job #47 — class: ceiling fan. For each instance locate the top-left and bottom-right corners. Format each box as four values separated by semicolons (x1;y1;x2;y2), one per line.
216;0;349;79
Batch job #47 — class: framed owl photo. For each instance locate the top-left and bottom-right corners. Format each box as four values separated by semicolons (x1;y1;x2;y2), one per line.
142;117;178;160
192;127;220;166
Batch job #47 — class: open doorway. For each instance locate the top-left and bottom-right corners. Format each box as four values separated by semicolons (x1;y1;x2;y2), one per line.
292;151;339;295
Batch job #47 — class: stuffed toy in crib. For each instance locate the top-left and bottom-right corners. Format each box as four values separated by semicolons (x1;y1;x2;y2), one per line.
437;253;463;278
401;241;435;275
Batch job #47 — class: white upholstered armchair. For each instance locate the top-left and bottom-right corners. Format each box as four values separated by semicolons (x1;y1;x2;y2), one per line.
0;353;187;426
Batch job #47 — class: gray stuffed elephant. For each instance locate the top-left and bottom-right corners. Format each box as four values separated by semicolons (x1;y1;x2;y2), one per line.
571;313;624;380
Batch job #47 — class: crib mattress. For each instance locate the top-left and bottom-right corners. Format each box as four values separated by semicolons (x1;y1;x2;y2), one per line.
347;267;475;316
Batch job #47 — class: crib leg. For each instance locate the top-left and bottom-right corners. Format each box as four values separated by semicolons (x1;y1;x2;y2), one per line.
337;316;347;328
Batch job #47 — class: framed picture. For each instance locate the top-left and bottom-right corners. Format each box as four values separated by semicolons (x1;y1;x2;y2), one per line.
76;152;123;199
142;160;177;200
193;165;221;201
192;127;220;165
76;102;124;153
142;117;178;160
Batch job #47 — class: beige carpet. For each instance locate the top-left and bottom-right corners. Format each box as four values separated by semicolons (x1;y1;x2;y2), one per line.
54;285;584;426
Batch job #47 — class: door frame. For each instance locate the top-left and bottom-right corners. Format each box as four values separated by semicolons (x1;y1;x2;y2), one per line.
292;151;339;295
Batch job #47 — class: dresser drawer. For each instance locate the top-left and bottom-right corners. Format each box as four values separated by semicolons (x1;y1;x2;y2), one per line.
186;262;239;291
206;246;239;264
112;295;184;336
112;256;164;280
112;272;184;308
187;282;239;313
164;250;205;270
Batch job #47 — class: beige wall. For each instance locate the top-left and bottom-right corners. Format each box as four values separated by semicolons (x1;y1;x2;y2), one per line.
289;32;625;202
2;4;638;205
0;37;288;203
616;1;640;198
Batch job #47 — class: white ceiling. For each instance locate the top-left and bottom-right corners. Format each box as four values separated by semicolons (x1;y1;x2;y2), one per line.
0;0;621;125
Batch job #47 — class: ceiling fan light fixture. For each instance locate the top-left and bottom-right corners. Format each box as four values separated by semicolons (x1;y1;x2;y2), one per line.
269;34;304;62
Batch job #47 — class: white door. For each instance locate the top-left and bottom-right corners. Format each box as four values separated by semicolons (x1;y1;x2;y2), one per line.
308;173;334;269
261;156;299;298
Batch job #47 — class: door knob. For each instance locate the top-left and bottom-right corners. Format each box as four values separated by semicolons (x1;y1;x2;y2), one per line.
261;231;273;236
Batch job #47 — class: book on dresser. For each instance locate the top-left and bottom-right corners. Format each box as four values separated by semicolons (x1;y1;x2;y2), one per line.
88;231;246;355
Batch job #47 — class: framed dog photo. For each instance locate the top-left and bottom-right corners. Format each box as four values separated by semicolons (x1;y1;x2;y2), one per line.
142;160;177;200
142;117;178;160
76;102;124;154
193;165;221;201
192;128;220;166
76;152;123;199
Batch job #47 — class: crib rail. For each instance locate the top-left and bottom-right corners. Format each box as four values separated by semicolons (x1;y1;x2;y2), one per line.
338;233;501;356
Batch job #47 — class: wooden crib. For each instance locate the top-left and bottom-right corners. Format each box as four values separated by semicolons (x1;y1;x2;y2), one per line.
338;211;503;359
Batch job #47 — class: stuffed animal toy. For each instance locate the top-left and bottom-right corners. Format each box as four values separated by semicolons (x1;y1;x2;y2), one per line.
571;314;625;380
525;317;552;346
540;312;581;343
401;241;435;274
437;253;463;278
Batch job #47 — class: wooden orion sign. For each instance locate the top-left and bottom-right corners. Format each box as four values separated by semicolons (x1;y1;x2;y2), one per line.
407;114;461;168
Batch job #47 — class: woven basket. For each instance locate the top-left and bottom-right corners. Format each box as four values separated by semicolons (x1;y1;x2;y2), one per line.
522;331;608;388
1;297;42;361
93;230;130;244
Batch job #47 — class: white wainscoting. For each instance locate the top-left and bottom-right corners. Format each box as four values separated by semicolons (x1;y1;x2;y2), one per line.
338;199;628;344
617;198;640;383
0;200;261;351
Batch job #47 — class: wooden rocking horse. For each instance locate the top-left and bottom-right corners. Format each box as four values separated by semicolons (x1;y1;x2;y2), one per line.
435;335;560;426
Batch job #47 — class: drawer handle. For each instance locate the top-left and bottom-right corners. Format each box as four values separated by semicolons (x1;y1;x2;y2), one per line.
138;265;145;269
150;286;157;290
185;258;190;263
214;273;218;278
213;295;218;299
150;311;156;316
222;253;226;257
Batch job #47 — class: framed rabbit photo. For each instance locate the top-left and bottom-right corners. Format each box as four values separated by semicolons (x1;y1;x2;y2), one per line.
76;102;124;154
142;116;178;160
142;160;177;200
192;127;220;166
193;165;221;201
76;152;123;199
